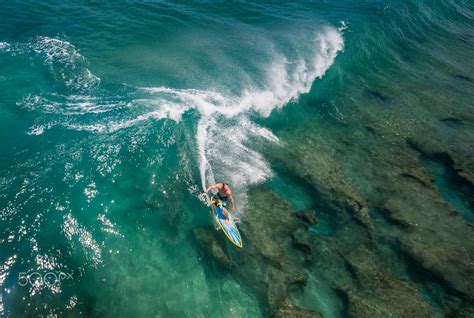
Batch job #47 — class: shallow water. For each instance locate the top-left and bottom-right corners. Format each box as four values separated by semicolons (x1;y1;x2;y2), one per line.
1;1;473;317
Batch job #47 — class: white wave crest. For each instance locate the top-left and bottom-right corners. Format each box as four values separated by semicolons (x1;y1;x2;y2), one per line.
138;28;343;120
19;93;124;115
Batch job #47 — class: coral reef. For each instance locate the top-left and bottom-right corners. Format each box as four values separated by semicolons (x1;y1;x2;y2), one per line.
341;247;434;317
275;297;322;318
268;120;473;315
271;133;372;229
193;76;474;316
193;227;233;269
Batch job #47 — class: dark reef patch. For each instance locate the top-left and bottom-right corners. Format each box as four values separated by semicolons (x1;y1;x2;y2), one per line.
295;209;319;226
367;143;474;305
192;227;233;270
396;244;466;315
372;208;413;230
406;138;474;187
420;157;474;222
268;134;372;229
454;74;473;82
440;117;464;126
364;88;390;103
266;160;344;235
399;171;434;187
339;247;434;317
275;297;322;318
291;228;313;263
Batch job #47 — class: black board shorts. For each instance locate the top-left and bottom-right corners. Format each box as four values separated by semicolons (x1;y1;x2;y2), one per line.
212;193;230;206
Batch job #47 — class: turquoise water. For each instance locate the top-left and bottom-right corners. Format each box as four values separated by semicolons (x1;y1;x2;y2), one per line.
1;1;474;317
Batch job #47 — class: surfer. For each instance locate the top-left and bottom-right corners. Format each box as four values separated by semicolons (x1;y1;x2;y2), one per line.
202;182;235;211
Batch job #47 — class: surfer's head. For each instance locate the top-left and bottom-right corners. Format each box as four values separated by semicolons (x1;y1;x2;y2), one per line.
222;182;228;190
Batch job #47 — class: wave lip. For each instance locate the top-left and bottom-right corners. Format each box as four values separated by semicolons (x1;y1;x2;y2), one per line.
138;27;344;121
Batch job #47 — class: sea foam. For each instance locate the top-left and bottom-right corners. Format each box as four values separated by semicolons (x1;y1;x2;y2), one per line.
3;37;100;92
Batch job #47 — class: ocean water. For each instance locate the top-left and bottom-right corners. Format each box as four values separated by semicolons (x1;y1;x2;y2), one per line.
1;1;473;317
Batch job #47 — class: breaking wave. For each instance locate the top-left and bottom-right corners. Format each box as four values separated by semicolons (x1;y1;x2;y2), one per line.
16;27;344;212
132;28;344;204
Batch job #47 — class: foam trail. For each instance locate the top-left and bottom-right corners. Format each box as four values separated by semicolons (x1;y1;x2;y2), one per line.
195;27;344;197
197;117;215;190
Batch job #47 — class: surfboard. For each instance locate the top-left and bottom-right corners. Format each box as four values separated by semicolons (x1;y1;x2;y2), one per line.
204;194;243;248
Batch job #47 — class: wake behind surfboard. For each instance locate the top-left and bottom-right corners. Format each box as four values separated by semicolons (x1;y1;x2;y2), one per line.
203;193;243;248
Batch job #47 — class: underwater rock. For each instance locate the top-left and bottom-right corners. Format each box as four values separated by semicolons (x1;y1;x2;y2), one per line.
271;116;474;314
263;50;474;315
454;74;473;82
364;88;390;103
192;227;233;269
233;186;318;316
295;209;319;226
365;141;474;305
342;247;434;317
272;133;372;229
275;297;322;318
440;117;464;126
407;137;474;187
291;228;313;257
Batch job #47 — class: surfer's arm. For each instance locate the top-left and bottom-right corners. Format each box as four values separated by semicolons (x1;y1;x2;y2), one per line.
230;194;235;211
202;183;219;194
